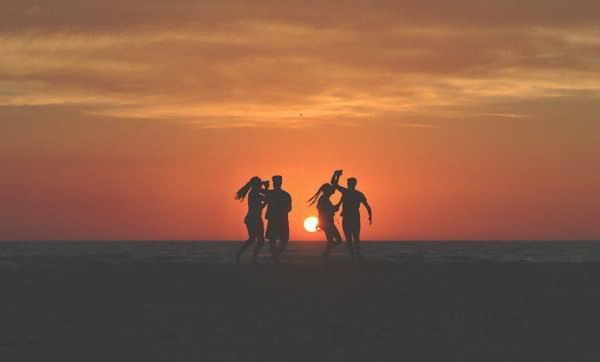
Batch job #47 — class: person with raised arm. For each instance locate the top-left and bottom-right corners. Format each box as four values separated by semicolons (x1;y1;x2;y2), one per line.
330;170;372;259
307;182;344;262
235;177;269;265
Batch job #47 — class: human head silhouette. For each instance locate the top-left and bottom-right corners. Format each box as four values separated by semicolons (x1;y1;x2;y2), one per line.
307;183;334;206
236;176;261;201
272;175;283;189
322;183;334;196
347;177;357;190
250;176;262;189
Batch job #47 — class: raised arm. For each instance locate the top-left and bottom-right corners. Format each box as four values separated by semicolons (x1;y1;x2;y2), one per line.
330;170;340;185
330;170;347;192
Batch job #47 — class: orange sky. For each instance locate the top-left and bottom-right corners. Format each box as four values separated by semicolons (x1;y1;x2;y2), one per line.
1;1;600;241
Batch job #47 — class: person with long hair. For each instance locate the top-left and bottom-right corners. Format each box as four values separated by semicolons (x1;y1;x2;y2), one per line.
235;176;268;265
307;183;344;261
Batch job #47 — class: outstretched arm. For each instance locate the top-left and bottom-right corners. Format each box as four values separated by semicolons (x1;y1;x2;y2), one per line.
361;196;373;225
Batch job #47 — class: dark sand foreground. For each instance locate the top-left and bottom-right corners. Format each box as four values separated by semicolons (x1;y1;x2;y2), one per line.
2;256;600;361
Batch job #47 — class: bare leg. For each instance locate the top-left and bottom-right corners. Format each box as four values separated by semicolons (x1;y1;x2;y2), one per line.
236;238;254;265
276;239;288;259
275;220;290;259
323;227;342;255
331;227;343;249
353;222;362;259
250;237;264;266
342;220;355;260
269;239;279;260
251;222;265;265
237;223;256;265
247;219;264;265
321;231;335;261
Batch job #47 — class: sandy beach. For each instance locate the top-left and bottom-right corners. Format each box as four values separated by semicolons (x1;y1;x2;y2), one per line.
2;246;600;362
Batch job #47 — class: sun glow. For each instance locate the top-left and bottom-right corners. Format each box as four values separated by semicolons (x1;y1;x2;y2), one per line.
303;216;318;233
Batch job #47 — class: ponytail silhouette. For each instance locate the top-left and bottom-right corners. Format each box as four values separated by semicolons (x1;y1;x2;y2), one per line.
307;183;332;206
236;176;261;201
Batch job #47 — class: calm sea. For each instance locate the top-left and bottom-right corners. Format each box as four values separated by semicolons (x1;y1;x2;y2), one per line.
1;241;600;269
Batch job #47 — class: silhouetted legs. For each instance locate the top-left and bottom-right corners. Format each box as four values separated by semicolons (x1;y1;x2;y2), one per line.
237;217;264;265
267;238;288;261
268;239;278;260
250;235;265;265
276;239;288;258
342;218;362;260
236;238;254;265
354;234;362;259
266;218;289;261
321;226;343;261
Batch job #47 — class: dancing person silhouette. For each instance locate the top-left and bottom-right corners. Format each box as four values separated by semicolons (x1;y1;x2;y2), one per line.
235;176;269;265
331;170;372;259
307;183;344;262
262;175;292;261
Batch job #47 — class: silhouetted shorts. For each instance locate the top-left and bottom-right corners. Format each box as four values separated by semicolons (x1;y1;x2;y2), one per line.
244;215;264;239
342;217;361;240
266;217;289;242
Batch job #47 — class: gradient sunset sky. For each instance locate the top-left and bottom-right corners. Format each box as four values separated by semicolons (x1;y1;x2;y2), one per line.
1;0;599;241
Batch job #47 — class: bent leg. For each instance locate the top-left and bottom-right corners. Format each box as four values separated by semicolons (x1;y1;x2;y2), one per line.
321;230;334;261
327;226;343;251
331;226;343;245
236;238;255;265
237;223;256;264
322;229;336;253
322;226;343;262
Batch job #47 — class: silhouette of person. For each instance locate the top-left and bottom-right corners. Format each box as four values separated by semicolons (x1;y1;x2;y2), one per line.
262;175;292;261
307;183;344;261
235;176;269;265
330;170;372;259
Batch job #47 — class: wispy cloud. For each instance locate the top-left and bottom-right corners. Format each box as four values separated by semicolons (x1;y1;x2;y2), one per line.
1;1;600;127
395;123;442;129
478;113;531;118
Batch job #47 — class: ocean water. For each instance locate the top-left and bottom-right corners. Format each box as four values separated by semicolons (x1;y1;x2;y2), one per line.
1;240;600;269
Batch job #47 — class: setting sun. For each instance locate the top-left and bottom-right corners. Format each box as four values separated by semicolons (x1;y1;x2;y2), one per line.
303;217;318;233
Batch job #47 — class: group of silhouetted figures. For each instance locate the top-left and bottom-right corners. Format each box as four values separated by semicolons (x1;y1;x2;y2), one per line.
235;170;372;265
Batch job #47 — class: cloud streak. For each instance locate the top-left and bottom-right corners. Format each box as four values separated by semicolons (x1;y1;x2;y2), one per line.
1;1;600;127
